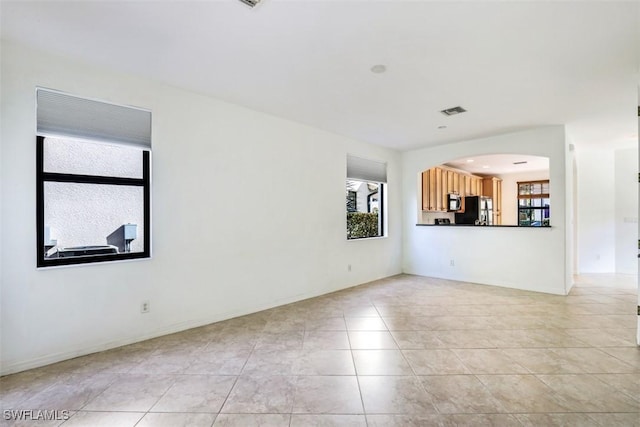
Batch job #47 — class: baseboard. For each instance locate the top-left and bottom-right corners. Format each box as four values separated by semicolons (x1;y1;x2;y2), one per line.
0;276;394;376
403;269;566;296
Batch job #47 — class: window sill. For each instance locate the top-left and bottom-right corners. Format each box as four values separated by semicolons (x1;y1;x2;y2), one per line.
347;235;388;241
37;254;152;270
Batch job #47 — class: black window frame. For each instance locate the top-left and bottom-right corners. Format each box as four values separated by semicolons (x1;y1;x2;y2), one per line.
517;179;550;227
376;184;385;235
36;135;151;267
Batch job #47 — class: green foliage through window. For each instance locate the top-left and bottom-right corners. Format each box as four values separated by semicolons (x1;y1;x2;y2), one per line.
347;212;380;239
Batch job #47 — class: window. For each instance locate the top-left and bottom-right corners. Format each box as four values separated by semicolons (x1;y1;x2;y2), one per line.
517;180;550;227
36;89;151;267
346;190;357;213
346;155;387;239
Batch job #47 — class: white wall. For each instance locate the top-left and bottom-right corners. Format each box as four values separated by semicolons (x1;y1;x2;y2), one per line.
563;143;637;276
575;148;616;273
402;127;571;295
0;41;403;374
614;147;638;274
499;170;550;226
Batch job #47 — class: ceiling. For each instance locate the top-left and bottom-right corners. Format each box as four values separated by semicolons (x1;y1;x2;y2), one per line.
445;154;549;176
1;0;638;152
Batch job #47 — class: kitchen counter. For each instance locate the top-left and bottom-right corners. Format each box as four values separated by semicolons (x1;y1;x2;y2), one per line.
416;224;551;228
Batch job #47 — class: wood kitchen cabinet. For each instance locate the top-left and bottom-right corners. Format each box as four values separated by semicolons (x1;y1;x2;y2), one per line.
422;167;467;212
447;170;455;193
421;168;438;211
422;167;492;213
463;175;471;195
422;170;431;211
429;168;438;211
435;168;443;211
482;177;503;224
452;172;461;196
422;167;448;211
470;176;482;196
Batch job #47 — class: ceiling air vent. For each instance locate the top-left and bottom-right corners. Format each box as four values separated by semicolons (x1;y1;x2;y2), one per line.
239;0;261;7
440;106;467;116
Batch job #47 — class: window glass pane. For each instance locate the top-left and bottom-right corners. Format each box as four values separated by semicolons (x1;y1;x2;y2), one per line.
346;191;357;213
532;209;542;225
43;182;144;259
43;137;143;178
367;183;380;213
517;181;550;226
519;208;532;226
346;179;382;239
542;182;549;194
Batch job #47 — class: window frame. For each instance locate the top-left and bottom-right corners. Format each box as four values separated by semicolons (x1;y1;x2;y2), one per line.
36;135;151;267
376;183;385;235
516;179;550;227
346;179;385;240
345;154;388;240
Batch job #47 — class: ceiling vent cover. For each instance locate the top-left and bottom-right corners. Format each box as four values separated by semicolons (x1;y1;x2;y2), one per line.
440;106;467;116
239;0;261;7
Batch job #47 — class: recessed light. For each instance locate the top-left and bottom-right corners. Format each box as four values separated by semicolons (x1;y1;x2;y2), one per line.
370;64;387;74
466;159;474;163
482;165;490;169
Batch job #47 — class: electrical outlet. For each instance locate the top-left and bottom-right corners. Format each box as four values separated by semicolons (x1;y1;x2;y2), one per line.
450;259;455;267
141;301;150;314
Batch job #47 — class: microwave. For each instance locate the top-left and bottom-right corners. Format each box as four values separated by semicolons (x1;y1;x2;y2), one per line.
447;193;462;211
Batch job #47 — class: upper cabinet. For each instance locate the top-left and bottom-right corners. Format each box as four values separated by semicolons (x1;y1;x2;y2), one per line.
422;167;449;212
422;166;502;220
482;177;503;225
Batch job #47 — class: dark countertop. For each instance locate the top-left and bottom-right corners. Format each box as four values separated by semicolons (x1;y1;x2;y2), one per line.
416;224;551;228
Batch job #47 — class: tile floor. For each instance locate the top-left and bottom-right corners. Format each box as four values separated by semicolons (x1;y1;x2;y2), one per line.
1;274;638;426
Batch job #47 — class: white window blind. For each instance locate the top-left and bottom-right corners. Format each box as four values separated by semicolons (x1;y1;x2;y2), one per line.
347;155;387;183
36;88;151;148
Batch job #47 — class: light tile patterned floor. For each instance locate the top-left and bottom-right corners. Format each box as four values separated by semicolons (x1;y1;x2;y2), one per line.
1;274;638;426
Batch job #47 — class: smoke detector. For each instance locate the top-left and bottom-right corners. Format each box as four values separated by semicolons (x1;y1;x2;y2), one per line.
370;64;387;74
440;106;467;116
239;0;261;7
